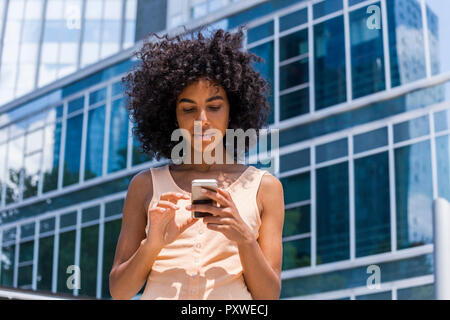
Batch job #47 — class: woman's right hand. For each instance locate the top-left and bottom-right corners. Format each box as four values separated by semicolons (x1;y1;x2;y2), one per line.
145;192;198;250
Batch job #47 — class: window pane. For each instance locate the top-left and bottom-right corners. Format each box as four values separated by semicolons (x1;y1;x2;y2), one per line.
397;284;434;300
63;114;83;187
395;141;433;249
249;41;274;124
355;152;391;257
355;291;392;300
280;59;308;91
85;106;105;180
315;138;348;163
68;96;84;114
0;245;15;286
435;135;450;202
43;122;62;193
279;29;308;62
101;219;122;298
6;136;24;204
434;109;449;132
57;230;75;294
60;211;77;229
350;3;386;99
387;0;426;87
393;115;429;143
316;162;349;264
279;8;307;32
132;134;150;166
108;98;129;173
247;21;273;44
283;205;310;237
89;87;106;106
82;205;100;223
105;198;124;218
40;217;55;234
353;127;388;154
37;235;54;291
313;0;343;19
79;224;99;297
0;143;6;204
426;0;450;75
280;172;310;205
23;152;41;199
314;16;347;110
282;238;310;270
280;148;310;173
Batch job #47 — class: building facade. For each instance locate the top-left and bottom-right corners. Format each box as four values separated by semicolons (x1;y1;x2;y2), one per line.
0;0;449;300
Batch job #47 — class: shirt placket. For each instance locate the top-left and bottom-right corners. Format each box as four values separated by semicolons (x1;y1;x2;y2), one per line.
188;220;204;299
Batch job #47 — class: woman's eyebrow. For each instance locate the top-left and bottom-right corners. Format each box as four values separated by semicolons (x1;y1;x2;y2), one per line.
178;96;224;104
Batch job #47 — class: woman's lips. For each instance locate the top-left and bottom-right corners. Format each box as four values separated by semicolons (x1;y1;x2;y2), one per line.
193;134;213;141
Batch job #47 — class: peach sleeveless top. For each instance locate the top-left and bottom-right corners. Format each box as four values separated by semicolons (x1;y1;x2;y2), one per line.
141;164;270;300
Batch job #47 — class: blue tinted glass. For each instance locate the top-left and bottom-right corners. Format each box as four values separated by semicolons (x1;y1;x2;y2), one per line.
82;205;100;223
43;122;62;193
247;20;273;44
349;0;367;6
353;127;388;154
37;235;54;291
105;198;124;217
282;238;310;270
89;87;106;106
316;162;349;264
63;114;83;186
279;8;307;32
435;135;450;202
132;134;150;166
395;140;433;249
281;253;433;298
355;291;392;300
315;138;348;163
280;59;308;91
83;20;102;42
61;23;80;42
112;81;125;97
0;245;15;286
39;217;55;234
354;152;391;257
434;109;449;132
57;230;75;294
60;211;77;228
43;20;62;42
280;148;310;172
313;0;343;19
426;1;450;75
397;284;434;300
250;41;274;124
283;205;310;237
108;98;129;173
280;88;309;121
85;105;105;180
350;3;386;99
387;0;426;87
393;115;429;143
79;224;99;297
279;29;308;61
314;16;347;110
68;96;84;114
280;172;310;204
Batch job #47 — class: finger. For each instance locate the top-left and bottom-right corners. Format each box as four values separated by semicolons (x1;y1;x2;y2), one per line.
200;188;229;207
186;203;224;216
157;200;180;211
160;192;190;203
203;216;232;225
206;224;229;232
216;188;232;201
179;216;199;234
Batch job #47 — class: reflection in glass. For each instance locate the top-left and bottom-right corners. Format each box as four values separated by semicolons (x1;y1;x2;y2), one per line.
79;224;99;297
0;244;15;286
102;219;121;298
280;172;310;205
43;122;62;193
395;141;433;250
316;162;349;264
282;238;310;270
283;205;310;237
23;152;42;199
354;152;391;257
6;136;24;204
57;230;75;294
18;240;34;287
108;98;128;173
249;41;274;124
426;0;450;75
280;59;308;91
37;235;54;291
0;143;6;204
63;114;83;187
279;29;308;62
314;16;347;110
132;133;150;166
387;0;426;87
435;135;450;202
350;3;385;99
397;284;434;300
85;106;105;180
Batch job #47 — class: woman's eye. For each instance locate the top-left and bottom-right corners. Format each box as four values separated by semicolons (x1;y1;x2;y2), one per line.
183;108;195;112
209;106;221;111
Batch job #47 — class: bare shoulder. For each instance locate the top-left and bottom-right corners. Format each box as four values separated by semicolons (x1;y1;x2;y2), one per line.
256;171;284;215
126;169;154;214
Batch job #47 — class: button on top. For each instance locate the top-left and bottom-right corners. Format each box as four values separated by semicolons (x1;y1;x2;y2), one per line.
196;243;201;249
199;229;203;235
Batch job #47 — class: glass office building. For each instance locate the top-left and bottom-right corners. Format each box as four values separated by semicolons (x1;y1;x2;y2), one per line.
0;0;449;300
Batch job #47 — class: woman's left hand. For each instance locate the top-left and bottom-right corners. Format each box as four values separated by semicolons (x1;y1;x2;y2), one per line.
186;188;256;245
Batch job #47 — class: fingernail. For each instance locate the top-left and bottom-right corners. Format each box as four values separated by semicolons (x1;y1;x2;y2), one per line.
175;205;180;210
201;188;206;193
186;205;192;209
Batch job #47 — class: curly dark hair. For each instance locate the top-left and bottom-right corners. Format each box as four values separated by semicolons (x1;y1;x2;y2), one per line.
122;25;272;161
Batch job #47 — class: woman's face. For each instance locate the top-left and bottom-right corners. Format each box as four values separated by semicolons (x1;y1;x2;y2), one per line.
175;78;230;153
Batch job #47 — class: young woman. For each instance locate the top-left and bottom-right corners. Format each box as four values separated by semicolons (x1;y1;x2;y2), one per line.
109;27;285;300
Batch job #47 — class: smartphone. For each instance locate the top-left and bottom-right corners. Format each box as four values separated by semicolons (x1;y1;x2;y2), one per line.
191;179;218;218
